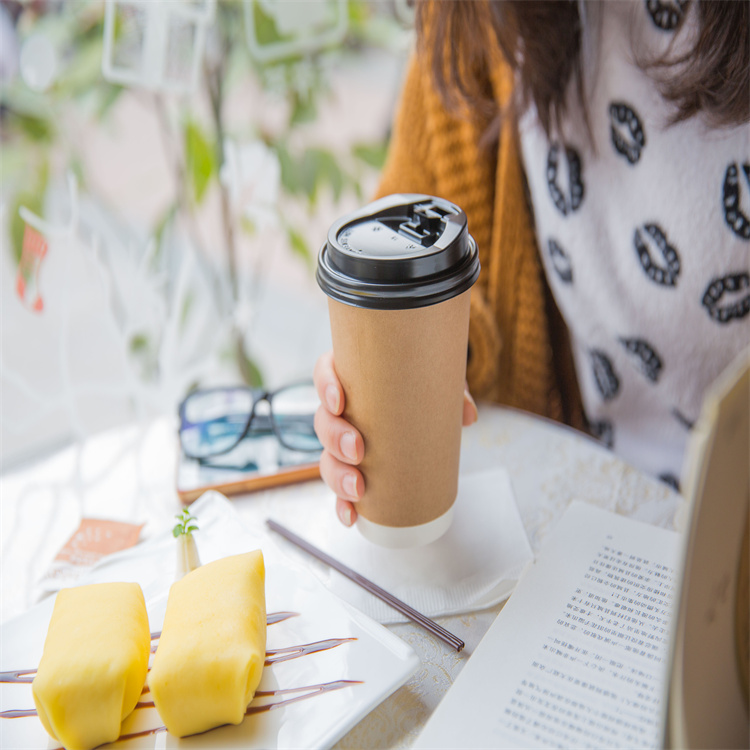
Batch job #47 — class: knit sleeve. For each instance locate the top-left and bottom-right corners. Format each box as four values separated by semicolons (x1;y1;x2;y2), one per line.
374;51;502;399
374;54;438;199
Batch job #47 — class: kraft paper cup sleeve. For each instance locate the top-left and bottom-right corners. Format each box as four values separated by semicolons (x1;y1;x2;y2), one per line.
329;291;470;545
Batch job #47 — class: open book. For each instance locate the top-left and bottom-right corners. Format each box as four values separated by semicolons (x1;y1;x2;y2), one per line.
414;350;749;750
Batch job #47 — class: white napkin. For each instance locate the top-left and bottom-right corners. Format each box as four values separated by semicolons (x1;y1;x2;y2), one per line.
73;474;532;626
72;492;265;604
267;468;533;624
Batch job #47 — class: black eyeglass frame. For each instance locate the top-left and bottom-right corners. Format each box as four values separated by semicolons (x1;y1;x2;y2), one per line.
178;380;321;461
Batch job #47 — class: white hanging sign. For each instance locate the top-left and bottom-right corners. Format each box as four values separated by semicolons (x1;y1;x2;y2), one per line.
101;0;216;95
244;0;348;64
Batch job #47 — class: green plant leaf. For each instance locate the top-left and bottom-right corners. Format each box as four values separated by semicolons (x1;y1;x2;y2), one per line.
348;0;367;25
302;153;319;204
236;338;264;388
9;159;49;265
217;1;245;42
9;192;40;265
290;93;317;126
252;0;284;46
304;148;345;204
276;144;301;195
179;291;194;332
286;225;313;268
240;216;258;236
129;333;149;354
325;157;344;202
69;155;88;193
352;141;389;169
317;148;344;201
8;111;55;144
184;119;215;205
173;509;198;537
277;144;345;203
276;145;351;207
95;84;126;120
59;36;105;97
153;203;178;257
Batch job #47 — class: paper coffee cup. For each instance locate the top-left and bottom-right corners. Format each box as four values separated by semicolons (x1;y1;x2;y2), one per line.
317;194;480;547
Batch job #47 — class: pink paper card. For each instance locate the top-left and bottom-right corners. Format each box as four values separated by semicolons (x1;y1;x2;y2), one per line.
38;518;144;592
16;224;48;313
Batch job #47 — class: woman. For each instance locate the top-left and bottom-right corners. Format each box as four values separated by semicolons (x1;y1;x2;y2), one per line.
314;0;750;527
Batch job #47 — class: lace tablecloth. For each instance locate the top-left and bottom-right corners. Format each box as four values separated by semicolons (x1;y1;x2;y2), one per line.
0;404;682;748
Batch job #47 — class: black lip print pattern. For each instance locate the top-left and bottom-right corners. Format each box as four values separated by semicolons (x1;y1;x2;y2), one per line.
609;103;646;165
722;163;750;240
547;238;573;283
671;408;695;430
634;224;681;286
546;143;584;216
590;350;620;401
588;419;614;449
659;473;680;492
645;0;688;31
619;338;663;382
702;272;750;323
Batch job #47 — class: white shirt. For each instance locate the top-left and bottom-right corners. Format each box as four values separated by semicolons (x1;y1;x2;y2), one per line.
518;0;749;487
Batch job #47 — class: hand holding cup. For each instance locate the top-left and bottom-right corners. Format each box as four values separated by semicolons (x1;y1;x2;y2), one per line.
313;351;479;528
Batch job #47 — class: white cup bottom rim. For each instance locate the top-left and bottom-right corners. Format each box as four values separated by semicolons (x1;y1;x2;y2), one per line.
355;506;454;548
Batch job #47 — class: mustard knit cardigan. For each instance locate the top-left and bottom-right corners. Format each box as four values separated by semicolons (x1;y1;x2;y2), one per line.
375;52;585;429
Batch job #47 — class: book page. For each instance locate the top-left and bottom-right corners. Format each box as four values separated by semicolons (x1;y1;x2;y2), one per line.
415;502;681;750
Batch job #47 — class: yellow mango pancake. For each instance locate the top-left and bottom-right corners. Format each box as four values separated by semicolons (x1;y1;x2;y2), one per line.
148;550;267;737
32;582;150;750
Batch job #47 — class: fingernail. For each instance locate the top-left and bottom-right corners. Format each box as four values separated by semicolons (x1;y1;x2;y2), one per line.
325;384;340;413
339;504;353;527
340;431;358;461
465;388;479;424
342;473;358;500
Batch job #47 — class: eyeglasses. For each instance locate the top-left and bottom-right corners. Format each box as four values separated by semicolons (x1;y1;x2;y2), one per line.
178;381;322;462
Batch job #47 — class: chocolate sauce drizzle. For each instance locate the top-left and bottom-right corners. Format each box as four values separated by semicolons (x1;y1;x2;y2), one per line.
2;681;364;737
0;616;361;734
114;724;166;741
0;708;37;718
266;611;299;625
2;612;302;683
247;680;362;714
113;680;362;744
147;610;299;641
265;638;356;666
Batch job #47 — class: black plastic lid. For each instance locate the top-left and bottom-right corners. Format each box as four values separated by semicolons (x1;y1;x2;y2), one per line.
316;194;480;310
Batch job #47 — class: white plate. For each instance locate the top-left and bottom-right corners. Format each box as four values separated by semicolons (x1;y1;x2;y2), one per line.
0;493;419;749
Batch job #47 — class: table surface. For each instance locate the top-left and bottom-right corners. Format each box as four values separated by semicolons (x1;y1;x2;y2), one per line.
0;403;683;748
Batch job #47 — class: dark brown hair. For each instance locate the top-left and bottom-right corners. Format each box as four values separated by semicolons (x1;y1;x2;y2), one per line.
416;0;750;136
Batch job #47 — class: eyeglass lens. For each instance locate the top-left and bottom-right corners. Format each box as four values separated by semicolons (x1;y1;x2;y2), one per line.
271;384;322;452
181;389;255;459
